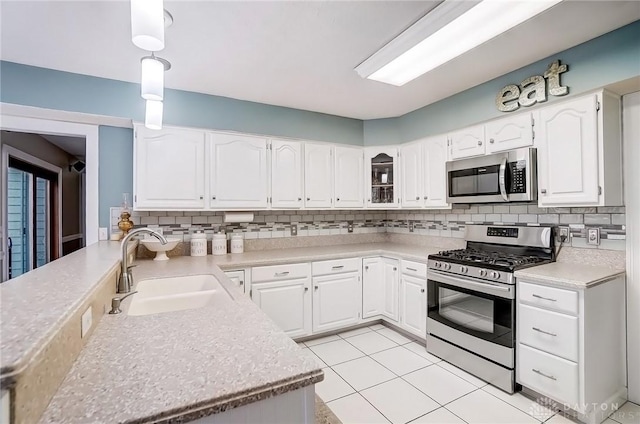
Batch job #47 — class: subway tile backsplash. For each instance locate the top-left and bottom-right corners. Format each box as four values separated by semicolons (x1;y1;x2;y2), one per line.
110;203;626;252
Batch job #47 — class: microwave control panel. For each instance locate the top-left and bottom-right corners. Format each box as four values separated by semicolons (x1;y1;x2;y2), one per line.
508;161;527;193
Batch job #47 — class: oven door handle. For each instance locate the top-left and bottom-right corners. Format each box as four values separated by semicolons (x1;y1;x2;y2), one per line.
499;157;508;202
429;270;514;299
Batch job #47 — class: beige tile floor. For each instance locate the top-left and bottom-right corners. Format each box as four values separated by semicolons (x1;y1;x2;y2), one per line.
300;324;640;424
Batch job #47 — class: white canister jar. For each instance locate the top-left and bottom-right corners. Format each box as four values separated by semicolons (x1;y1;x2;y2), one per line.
190;231;207;257
212;233;227;256
230;234;244;254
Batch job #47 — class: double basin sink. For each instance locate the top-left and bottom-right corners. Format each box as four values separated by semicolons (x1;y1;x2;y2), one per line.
127;274;234;316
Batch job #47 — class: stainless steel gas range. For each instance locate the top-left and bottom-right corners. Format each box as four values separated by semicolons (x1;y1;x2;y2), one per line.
426;224;554;394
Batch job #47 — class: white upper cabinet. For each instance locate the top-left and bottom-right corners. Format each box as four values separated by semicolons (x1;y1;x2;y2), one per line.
536;92;623;207
304;143;333;208
271;139;303;208
449;124;486;159
485;112;535;153
400;142;423;208
209;133;269;209
334;146;364;208
134;124;206;210
365;147;399;208
423;135;450;208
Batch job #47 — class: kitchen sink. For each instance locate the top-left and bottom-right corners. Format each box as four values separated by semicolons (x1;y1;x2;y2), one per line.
127;274;233;316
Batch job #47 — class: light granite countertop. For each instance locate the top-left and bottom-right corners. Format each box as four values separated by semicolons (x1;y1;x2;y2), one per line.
514;262;625;289
0;241;135;382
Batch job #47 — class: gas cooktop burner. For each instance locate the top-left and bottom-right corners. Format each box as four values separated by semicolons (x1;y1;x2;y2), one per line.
437;249;548;267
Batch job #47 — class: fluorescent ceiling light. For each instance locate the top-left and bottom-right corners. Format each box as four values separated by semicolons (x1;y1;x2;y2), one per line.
145;100;163;130
356;0;563;86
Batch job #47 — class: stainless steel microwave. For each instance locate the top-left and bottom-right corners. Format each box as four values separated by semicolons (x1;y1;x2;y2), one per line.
446;147;537;204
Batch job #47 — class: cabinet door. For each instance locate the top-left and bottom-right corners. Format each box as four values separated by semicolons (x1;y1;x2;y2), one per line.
304;143;333;208
382;258;400;321
450;124;486;159
400;143;423;208
209;133;269;209
334;146;364;208
224;270;246;294
485;112;534;153
134;125;205;209
537;95;599;206
423;135;450;208
312;272;361;333
400;275;426;338
365;147;399;208
271;139;303;208
252;278;311;338
362;258;384;318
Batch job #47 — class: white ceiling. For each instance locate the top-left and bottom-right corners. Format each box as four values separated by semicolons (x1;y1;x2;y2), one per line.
1;1;639;120
40;134;86;158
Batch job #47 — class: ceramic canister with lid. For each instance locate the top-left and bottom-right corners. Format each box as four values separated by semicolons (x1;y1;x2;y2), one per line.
190;231;207;257
212;232;227;256
230;233;244;254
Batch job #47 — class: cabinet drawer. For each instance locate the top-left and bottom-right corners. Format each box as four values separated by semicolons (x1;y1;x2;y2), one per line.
519;304;578;361
252;263;310;282
401;260;427;278
518;344;579;406
518;282;578;315
312;258;360;276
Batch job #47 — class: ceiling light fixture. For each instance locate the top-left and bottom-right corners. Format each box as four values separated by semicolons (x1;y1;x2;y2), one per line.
356;0;563;86
130;0;167;51
140;54;171;101
145;100;164;130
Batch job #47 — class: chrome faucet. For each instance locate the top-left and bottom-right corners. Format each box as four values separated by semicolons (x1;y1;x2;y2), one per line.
118;228;167;293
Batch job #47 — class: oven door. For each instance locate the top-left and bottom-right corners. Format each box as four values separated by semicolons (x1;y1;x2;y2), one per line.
427;270;515;367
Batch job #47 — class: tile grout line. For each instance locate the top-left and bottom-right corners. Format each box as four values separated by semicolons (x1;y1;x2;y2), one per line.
479;384;557;422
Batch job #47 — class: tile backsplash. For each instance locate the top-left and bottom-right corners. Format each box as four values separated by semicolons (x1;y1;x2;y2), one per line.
111;203;626;251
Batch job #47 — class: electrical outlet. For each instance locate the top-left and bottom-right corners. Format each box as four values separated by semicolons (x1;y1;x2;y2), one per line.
409;222;414;232
99;227;108;241
81;306;92;338
587;227;601;246
290;224;297;236
557;226;570;243
347;222;354;233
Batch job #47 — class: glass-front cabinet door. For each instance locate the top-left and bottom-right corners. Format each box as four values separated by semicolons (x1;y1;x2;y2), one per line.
365;147;399;208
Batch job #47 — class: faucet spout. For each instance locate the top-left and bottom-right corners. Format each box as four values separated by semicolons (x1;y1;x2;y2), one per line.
118;228;167;293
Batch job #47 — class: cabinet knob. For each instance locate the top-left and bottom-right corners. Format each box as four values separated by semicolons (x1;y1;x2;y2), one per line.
421;288;425;293
365;266;369;270
393;267;397;271
368;199;371;202
239;281;244;285
489;138;495;144
306;197;310;201
304;287;309;292
199;196;204;200
416;196;420;200
314;285;319;290
337;198;340;201
212;196;216;200
477;140;483;146
541;189;547;194
424;196;428;200
298;198;302;201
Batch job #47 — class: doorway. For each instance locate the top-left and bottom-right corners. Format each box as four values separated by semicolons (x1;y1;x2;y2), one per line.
7;156;59;278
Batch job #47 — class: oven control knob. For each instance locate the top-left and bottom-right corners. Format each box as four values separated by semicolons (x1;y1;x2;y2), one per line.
443;263;451;270
479;269;487;277
459;266;468;274
490;271;501;280
434;261;441;269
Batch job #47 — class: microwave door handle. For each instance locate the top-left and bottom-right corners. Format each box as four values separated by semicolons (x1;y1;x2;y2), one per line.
499;157;508;201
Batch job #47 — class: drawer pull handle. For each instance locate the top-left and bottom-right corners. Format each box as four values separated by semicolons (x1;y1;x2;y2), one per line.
532;368;557;381
532;327;557;337
275;271;290;277
532;294;557;302
332;265;344;270
407;267;418;272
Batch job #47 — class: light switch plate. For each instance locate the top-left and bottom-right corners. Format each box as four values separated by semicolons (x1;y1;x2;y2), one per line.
587;227;600;245
81;306;92;338
98;227;108;241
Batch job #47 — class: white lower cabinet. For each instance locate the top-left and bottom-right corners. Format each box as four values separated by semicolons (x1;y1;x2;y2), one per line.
399;261;427;339
312;272;361;333
251;263;312;338
362;257;399;322
224;269;249;295
516;277;626;424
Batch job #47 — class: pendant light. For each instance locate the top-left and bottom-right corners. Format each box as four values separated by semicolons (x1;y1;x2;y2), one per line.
140;54;171;101
131;0;165;51
145;100;164;130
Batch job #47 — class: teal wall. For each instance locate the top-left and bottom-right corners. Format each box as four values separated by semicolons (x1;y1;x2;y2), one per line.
364;20;640;145
98;126;134;228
